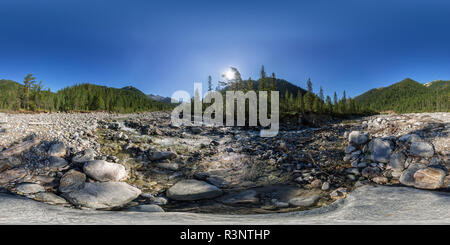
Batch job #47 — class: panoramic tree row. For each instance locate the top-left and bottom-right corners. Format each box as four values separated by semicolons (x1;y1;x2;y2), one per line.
0;74;172;113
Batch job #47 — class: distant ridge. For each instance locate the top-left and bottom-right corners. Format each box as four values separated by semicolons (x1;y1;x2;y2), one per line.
355;78;449;113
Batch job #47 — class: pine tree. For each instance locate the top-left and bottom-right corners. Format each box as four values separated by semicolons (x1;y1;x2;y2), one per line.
207;75;213;91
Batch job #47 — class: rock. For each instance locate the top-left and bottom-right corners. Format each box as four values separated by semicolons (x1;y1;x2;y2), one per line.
361;167;381;179
34;192;68;204
63;182;141;209
368;138;393;163
127;204;165;212
155;162;179;171
83;160;127;182
330;187;348;200
399;134;421;143
47;156;69;170
273;200;289;208
48;142;66;157
59;170;86;193
399;163;425;186
348;131;369;145
413;167;446;190
310;179;322;188
0;168;27;184
150;197;168;205
0;157;21;172
206;175;229;188
410;142;434;158
72;149;95;165
15;183;45;194
219;190;259;205
289;194;320;207
345;145;357;154
148;151;177;161
389;152;406;171
321;182;330;191
191;128;202;134
166;179;223;201
372;176;388;184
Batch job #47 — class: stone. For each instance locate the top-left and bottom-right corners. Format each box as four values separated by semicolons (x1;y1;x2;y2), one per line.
321;182;330;191
345;145;357;154
413;167;446;190
310;179;322;188
0;157;21;172
15;183;45;194
34;192;68;204
389;152;406;171
289;194;320;207
219;190;259;205
399;134;421;143
72;149;95;165
372;176;388;184
368;138;393;163
361;167;381;178
166;179;223;201
330;187;348;200
410;142;434;158
59;170;86;193
83;160;127;182
48;142;66;157
155;162;179;171
206;175;229;188
63;182;141;209
148;151;177;161
47;156;69;170
127;204;165;212
399;163;425;186
348;131;369;145
0;168;27;184
150;197;168;205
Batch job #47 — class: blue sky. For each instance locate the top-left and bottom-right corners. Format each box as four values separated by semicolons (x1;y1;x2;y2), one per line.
1;0;450;98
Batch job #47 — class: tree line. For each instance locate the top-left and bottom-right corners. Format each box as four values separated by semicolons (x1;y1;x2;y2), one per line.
0;74;173;113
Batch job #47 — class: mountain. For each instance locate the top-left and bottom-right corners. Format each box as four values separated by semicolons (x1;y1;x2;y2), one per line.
221;78;308;98
147;94;172;103
355;78;450;113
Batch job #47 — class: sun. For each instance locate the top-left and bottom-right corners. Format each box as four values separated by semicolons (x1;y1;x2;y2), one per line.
224;69;235;80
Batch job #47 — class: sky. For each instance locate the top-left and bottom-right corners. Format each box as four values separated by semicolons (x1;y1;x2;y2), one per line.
1;0;450;98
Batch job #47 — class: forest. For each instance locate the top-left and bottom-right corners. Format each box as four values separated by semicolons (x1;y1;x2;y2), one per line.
0;74;172;113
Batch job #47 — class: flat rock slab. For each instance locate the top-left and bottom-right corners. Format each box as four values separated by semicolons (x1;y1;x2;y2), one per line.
63;182;141;209
0;185;449;224
167;179;223;201
83;160;127;182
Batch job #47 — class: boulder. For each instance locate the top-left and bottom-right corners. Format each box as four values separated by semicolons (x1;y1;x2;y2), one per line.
155;162;179;171
410;142;434;158
399;163;425;186
206;175;229;188
148;151;177;161
288;194;320;207
83;160;127;182
63;182;141;209
0;168;27;184
59;170;86;193
127;204;165;212
218;190;259;205
413;167;446;190
368;138;393;163
34;192;68;204
71;149;95;165
399;134;421;143
166;179;223;201
361;167;381;178
15;183;45;194
372;176;388;184
48;142;66;157
348;131;369;145
389;152;406;171
47;156;69;170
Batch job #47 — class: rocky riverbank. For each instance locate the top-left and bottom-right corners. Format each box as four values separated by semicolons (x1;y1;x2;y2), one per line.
0;112;448;215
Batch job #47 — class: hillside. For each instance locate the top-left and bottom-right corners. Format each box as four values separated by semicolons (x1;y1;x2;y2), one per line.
355;78;450;113
0;79;173;113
